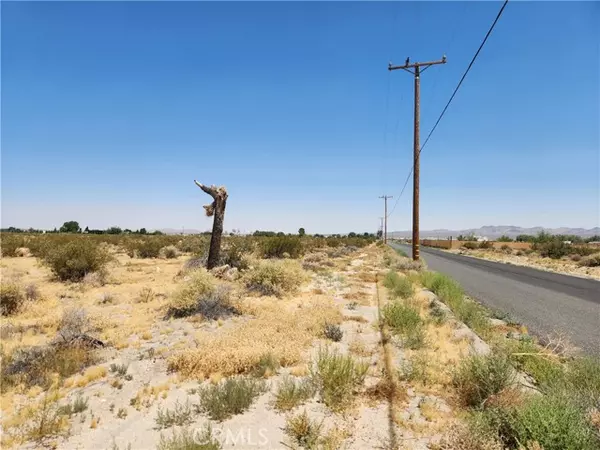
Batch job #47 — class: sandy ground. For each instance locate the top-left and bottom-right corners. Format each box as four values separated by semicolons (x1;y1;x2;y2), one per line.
1;246;478;449
448;247;600;280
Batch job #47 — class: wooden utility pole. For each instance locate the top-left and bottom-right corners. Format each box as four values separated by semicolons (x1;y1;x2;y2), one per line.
389;56;446;260
379;195;393;244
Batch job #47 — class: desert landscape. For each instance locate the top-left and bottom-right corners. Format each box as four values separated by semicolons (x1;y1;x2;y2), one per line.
1;233;598;449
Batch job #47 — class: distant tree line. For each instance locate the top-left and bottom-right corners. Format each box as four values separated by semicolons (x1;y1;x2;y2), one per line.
252;229;376;239
1;221;163;235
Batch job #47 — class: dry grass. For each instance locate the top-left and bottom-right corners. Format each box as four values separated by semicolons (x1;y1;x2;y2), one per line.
243;259;307;297
168;296;342;378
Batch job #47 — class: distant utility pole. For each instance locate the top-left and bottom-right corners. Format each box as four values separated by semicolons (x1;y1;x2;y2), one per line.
379;195;393;244
389;55;447;260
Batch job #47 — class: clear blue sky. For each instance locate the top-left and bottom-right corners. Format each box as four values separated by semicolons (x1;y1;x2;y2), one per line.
2;1;598;234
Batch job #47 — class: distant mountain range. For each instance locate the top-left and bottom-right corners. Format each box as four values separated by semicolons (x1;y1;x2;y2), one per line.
389;226;600;240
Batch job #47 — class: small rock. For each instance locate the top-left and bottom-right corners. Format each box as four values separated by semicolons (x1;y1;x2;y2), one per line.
490;318;507;327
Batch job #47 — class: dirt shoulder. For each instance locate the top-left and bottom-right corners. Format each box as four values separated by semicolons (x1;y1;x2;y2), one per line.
444;247;600;281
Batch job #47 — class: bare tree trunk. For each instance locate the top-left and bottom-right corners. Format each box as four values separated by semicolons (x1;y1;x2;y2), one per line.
194;181;228;270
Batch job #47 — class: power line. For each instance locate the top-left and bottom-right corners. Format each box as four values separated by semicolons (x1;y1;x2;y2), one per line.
387;0;509;219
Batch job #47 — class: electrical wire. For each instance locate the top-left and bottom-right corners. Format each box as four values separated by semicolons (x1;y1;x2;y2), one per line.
387;0;509;218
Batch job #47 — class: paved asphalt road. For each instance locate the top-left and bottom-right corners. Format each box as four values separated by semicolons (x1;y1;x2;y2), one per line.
391;243;600;355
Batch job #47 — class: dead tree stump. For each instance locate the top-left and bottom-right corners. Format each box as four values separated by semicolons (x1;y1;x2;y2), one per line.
194;180;228;270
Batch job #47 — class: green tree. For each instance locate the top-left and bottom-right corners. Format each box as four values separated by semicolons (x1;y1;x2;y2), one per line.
59;221;81;233
497;235;513;242
106;226;122;235
139;228;147;235
298;228;306;237
84;226;89;233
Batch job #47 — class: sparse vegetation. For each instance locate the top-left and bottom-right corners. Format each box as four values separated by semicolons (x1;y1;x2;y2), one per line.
57;396;89;416
243;259;305;297
323;323;343;342
166;270;237;319
155;400;194;429
1;282;25;316
284;410;323;449
125;238;164;258
579;252;600;267
197;377;267;421
311;347;368;410
274;377;316;411
383;271;413;299
109;363;129;377
420;272;491;337
452;353;515;408
381;301;425;349
42;239;112;281
252;352;280;377
260;236;303;259
160;245;180;259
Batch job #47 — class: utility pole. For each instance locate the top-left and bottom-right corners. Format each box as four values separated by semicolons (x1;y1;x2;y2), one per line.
379;195;393;244
389;56;446;260
379;217;384;241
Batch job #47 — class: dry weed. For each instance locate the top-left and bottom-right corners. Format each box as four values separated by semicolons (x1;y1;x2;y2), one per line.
169;298;341;378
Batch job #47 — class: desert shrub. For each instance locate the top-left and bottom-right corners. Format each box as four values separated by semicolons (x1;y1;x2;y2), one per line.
479;241;493;249
137;287;155;303
0;282;25;316
155;400;194;429
160;245;180;259
463;242;478;250
302;252;332;272
560;357;600;410
311;347;368;410
0;234;28;257
399;352;430;384
536;240;568;259
182;257;205;272
176;236;210;255
221;237;255;269
383;270;413;298
24;282;41;302
452;353;515;408
243;259;305;297
83;270;108;287
479;393;600;450
197;377;267;421
578;252;600;267
124;238;164;258
56;307;91;344
502;338;564;389
157;425;221;450
390;277;413;299
252;352;280;377
2;344;98;389
274;377;316;412
166;270;236;319
515;250;524;256
437;423;504;450
42;240;111;282
382;301;424;349
570;253;582;262
500;244;512;253
323;323;343;342
284;410;323;449
429;301;447;325
260;236;303;259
